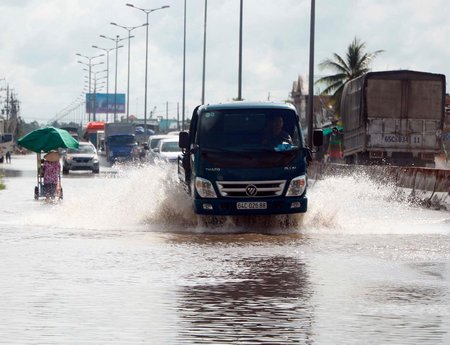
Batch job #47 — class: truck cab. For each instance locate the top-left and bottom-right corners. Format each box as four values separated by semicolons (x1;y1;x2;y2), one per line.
178;102;322;215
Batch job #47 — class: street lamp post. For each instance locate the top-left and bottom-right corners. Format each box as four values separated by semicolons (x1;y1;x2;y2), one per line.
237;0;243;101
100;34;127;122
92;44;124;123
182;0;186;130
126;3;169;132
307;0;315;148
110;22;147;122
91;70;107;121
76;53;104;122
201;0;208;104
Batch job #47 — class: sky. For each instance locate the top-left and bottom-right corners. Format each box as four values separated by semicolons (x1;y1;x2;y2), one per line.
0;0;449;125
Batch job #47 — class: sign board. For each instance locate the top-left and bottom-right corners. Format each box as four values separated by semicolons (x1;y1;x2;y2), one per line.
86;93;126;114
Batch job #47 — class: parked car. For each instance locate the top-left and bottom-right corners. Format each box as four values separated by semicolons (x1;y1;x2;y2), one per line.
62;141;100;174
153;137;181;163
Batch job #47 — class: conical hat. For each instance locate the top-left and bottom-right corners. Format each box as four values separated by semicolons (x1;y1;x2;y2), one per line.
44;151;61;162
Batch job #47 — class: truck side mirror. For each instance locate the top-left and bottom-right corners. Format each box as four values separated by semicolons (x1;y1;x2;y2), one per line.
312;129;323;147
179;131;189;149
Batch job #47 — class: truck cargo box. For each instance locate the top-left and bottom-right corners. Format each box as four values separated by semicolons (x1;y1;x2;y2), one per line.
340;70;445;166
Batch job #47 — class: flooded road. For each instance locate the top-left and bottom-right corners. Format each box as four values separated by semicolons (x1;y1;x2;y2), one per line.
1;155;449;344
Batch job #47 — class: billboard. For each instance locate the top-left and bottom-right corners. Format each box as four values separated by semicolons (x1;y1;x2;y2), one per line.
86;93;126;114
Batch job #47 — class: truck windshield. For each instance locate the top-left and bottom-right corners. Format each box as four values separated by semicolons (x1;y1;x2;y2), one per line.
197;108;302;151
109;135;135;145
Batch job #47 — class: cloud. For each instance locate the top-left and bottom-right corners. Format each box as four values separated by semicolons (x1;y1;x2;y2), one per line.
0;0;448;124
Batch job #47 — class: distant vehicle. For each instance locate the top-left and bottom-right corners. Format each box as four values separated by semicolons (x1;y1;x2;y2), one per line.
84;121;105;149
153;137;181;163
60;126;80;140
147;134;177;162
104;123;137;163
167;131;181;136
340;70;446;166
96;130;105;153
62;141;100;174
0;133;14;163
1;118;14;162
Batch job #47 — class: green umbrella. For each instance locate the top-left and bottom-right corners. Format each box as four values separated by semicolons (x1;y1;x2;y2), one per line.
18;126;79;153
322;125;343;136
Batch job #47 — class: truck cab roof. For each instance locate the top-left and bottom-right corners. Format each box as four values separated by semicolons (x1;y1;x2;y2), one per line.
199;101;297;112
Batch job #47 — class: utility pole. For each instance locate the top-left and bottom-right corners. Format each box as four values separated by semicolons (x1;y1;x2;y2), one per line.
201;0;208;104
237;0;243;101
182;0;187;130
307;0;315;148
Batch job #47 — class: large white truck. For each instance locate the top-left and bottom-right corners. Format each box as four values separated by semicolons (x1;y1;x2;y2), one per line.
340;70;445;166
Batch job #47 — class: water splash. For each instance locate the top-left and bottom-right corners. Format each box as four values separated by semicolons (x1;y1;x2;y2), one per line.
19;162;449;235
304;170;449;235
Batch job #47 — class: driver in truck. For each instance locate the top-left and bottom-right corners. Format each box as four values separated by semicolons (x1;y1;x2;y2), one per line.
261;114;292;147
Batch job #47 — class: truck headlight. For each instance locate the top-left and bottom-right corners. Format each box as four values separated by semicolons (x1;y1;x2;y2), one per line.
195;177;217;198
286;175;307;196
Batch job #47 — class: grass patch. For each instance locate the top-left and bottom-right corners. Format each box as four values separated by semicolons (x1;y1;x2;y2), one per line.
0;173;5;190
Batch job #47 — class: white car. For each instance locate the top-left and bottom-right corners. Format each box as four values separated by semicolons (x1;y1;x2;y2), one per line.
153;137;181;163
147;134;177;162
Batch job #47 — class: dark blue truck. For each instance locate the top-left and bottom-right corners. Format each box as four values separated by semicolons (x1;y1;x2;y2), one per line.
104;123;138;163
178;102;322;215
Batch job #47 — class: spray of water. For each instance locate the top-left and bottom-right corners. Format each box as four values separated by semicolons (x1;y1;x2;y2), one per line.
304;170;449;234
21;162;448;235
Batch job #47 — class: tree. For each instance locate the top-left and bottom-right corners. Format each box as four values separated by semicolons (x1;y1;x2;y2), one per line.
316;37;383;113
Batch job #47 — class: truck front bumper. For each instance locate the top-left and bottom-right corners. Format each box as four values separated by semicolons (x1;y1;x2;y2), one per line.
193;196;307;215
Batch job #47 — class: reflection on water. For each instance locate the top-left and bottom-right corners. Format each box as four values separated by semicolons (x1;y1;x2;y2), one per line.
357;281;449;344
175;255;312;344
0;168;23;178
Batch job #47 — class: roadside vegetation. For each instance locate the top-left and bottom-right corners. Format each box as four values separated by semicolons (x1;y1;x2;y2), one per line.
316;37;384;114
0;173;5;190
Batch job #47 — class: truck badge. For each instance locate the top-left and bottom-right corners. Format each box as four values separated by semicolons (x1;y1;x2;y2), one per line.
245;184;258;196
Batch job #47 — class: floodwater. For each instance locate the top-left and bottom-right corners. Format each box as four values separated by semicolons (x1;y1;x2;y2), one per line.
0;154;449;344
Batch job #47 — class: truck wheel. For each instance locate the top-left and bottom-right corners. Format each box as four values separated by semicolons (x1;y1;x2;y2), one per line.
63;168;69;174
0;157;4;163
93;168;100;174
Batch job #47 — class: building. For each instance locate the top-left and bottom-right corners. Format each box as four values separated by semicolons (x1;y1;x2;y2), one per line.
290;75;335;129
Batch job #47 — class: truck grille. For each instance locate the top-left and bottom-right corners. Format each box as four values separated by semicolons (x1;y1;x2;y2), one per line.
216;180;286;198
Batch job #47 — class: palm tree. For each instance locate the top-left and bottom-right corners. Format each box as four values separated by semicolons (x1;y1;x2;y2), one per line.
316;37;383;113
